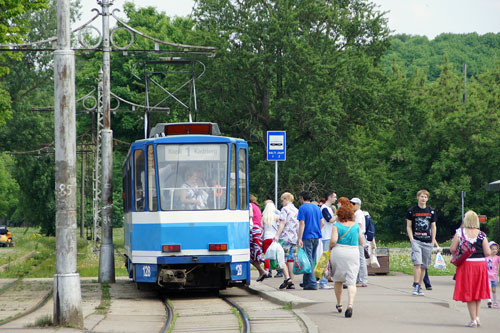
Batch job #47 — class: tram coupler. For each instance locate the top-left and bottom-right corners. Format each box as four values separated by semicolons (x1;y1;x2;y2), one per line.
158;268;187;285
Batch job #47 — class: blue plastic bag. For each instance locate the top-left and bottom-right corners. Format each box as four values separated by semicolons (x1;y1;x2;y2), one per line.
293;247;312;275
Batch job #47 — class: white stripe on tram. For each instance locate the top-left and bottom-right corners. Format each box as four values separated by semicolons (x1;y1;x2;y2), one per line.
131;249;250;264
128;210;250;224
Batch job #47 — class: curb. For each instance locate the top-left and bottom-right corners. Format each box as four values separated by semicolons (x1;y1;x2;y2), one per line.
245;283;317;309
244;283;318;333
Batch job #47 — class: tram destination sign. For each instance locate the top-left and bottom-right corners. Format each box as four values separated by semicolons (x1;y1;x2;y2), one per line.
267;131;286;161
163;144;221;161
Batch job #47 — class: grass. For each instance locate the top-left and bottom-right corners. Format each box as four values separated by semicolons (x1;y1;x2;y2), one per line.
95;282;111;314
166;313;178;333
0;227;129;278
230;306;242;331
25;314;53;328
388;250;457;276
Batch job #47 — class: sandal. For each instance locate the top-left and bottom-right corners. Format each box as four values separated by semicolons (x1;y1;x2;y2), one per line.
335;304;342;313
345;305;353;318
286;282;295;289
257;273;268;282
279;278;291;289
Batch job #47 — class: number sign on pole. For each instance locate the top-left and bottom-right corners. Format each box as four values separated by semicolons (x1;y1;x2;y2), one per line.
267;131;286;206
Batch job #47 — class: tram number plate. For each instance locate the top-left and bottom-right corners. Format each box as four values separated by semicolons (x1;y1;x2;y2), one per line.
235;264;242;276
143;265;151;277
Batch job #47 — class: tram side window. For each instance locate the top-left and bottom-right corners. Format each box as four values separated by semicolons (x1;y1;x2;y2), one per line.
230;144;237;210
156;144;228;211
147;145;158;212
238;148;248;210
134;150;145;212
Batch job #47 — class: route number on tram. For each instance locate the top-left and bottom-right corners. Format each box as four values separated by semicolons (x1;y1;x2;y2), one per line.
235;264;242;276
143;265;151;277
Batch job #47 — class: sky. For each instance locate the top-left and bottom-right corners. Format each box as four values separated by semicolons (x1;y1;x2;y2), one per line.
75;0;500;40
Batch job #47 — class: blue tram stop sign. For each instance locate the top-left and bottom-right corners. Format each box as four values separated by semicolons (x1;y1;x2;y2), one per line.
267;131;286;161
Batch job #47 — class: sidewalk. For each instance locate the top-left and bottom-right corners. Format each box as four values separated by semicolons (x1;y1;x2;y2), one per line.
247;270;500;333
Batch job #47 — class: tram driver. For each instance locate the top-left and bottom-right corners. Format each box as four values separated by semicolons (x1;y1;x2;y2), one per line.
180;168;208;210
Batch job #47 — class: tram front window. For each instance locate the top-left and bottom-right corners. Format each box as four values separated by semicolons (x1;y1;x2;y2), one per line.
157;144;228;211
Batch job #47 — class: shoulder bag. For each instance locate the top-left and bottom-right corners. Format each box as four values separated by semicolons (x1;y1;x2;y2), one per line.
451;228;476;266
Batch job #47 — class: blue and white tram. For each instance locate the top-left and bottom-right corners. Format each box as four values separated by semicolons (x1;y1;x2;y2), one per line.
122;122;251;289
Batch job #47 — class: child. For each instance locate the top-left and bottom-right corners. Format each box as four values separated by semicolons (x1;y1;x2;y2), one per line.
487;241;500;308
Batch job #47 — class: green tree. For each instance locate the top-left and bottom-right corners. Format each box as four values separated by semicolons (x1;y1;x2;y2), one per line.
0;1;64;234
193;0;391;205
0;0;49;126
0;153;20;220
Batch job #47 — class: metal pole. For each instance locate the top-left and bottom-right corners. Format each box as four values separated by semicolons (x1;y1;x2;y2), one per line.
145;73;149;138
191;67;197;122
461;191;466;222
275;161;278;206
98;0;115;283
80;146;85;239
53;0;83;327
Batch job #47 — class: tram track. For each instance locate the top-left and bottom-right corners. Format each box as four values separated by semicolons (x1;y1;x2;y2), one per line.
221;294;251;333
161;291;251;333
0;278;53;326
0;252;55;327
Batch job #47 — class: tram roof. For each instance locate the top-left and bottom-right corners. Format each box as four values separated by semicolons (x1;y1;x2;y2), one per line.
132;134;246;146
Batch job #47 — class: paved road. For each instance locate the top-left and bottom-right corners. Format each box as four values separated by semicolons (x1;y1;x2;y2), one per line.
248;270;500;333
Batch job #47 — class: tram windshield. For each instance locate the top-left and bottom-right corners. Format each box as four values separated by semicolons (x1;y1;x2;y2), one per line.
157;144;228;210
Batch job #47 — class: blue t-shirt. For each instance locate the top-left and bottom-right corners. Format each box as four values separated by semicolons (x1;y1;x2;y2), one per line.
334;222;359;246
297;202;323;240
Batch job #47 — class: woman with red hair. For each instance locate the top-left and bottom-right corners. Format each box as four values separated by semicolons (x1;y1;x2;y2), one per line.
328;205;364;318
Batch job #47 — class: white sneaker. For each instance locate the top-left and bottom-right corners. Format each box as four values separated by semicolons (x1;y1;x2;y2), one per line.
466;320;477;328
319;284;334;289
417;285;425;296
412;284;419;296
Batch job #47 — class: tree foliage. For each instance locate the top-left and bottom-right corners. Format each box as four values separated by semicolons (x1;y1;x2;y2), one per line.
381;33;500;80
1;1;500;243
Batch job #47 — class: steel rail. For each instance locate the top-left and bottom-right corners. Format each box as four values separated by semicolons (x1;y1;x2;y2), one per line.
160;295;175;333
221;295;251;333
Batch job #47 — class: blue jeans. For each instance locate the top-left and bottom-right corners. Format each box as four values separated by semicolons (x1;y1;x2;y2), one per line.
302;238;319;289
319;239;330;287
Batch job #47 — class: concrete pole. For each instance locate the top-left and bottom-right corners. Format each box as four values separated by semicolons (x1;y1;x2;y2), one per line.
53;0;83;327
80;147;85;239
98;0;116;283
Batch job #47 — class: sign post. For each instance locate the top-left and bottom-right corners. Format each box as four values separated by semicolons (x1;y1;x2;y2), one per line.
267;131;286;205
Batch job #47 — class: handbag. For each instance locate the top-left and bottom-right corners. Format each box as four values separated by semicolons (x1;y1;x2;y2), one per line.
451;228;476;266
